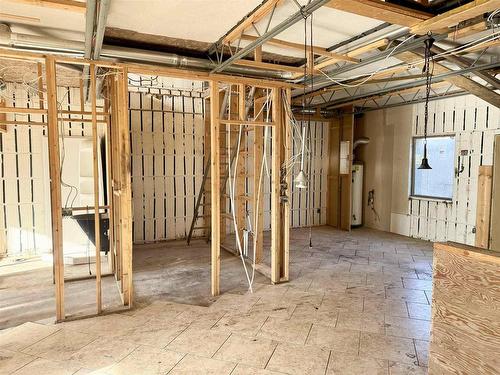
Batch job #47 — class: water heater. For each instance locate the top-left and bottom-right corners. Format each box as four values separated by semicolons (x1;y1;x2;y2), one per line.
351;162;363;227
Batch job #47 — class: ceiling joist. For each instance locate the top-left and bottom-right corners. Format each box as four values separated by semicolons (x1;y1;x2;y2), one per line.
222;0;282;44
410;0;500;35
325;0;432;27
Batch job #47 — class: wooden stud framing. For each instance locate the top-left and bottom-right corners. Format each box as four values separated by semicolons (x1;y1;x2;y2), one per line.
253;93;265;263
282;88;292;281
45;56;65;322
117;67;133;306
210;80;221;296
270;87;282;283
236;84;246;245
90;64;102;313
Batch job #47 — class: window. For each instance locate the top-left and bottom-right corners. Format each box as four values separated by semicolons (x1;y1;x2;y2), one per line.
411;135;455;200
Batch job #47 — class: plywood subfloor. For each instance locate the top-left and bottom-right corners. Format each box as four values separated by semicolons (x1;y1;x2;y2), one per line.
0;226;433;374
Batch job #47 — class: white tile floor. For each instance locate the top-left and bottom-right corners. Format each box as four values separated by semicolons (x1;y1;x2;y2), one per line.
0;227;433;374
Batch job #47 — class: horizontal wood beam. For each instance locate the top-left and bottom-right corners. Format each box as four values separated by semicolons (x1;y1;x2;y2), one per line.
219;119;275;126
240;34;357;62
223;0;282;44
325;0;432;27
6;0;86;12
410;0;500;35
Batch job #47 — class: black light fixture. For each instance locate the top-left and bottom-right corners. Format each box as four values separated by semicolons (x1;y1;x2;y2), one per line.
418;34;434;170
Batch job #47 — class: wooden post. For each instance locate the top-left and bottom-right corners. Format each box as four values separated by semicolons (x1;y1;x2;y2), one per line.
104;82;114;274
270;87;281;283
236;84;246;245
117;67;133;306
45;56;64;321
0;99;6;133
210;80;221;296
90;64;102;313
37;62;44;110
282;88;292;281
475;165;493;249
253;93;265;263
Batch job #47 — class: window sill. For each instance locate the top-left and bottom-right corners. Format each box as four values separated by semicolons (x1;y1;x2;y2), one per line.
409;196;453;203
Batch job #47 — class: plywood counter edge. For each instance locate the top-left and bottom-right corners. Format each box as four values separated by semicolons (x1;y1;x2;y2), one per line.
434;242;500;264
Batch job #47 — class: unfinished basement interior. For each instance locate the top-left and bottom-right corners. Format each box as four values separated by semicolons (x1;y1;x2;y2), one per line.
0;0;499;374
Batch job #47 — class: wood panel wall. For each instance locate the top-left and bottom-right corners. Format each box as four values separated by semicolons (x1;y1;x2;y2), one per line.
429;242;500;374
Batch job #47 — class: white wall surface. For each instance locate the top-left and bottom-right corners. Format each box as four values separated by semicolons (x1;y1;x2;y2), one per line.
357;94;500;245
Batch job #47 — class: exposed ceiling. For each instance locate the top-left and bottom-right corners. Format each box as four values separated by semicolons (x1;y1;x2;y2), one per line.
1;0;499;113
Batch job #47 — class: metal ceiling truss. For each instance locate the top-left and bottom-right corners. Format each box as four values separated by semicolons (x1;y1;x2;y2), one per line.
211;0;332;74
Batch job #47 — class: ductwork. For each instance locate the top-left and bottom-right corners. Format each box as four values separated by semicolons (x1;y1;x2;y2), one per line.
353;137;370;150
0;25;293;80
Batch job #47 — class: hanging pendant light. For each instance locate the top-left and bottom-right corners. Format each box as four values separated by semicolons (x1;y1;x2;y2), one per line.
418;34;434;170
295;126;308;189
295;15;309;189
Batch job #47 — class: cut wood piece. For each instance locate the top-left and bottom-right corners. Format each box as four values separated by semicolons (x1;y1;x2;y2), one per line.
223;0;282;44
475;165;493;249
410;0;500;35
240;34;357;62
325;0;432;27
396;50;500;108
6;0;86;12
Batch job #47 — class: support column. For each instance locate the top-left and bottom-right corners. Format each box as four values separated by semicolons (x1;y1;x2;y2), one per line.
45;56;64;321
271;88;282;283
210;80;221;296
118;67;133;306
253;92;265;263
90;64;102;313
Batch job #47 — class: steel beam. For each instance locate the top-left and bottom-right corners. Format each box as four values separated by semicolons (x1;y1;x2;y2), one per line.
211;0;332;74
319;61;500;109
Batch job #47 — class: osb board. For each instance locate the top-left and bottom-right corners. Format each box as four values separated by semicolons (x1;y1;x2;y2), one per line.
429;242;500;374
